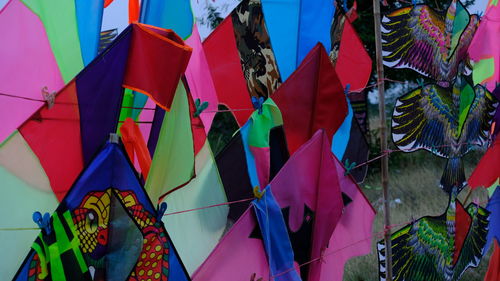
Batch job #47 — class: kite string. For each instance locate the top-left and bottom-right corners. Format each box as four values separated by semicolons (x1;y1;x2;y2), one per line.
0;77;408;111
0;197;256;231
272;200;494;280
352;141;484;170
0;141;487;231
162;197;254;216
270;220;414;280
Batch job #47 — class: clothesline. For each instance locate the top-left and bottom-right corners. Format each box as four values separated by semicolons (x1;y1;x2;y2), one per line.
0;197;256;231
0;141;489;231
163;197;254;216
0;168;490;233
0;77;408;114
352;141;484;171
271;208;491;280
270;220;417;279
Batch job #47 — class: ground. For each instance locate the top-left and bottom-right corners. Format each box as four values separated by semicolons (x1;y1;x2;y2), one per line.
344;118;492;281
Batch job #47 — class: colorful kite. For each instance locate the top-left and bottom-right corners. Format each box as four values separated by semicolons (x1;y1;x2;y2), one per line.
381;0;479;86
273;43;347;154
327;4;371;182
18;23;191;199
159;139;229;275
377;192;489;281
0;23;192;277
468;137;500;191
485;240;500;281
468;1;500;92
216;125;289;223
0;0;104;143
391;76;497;193
486;187;500;251
193;130;345;281
318;155;376;281
203;0;280;126
260;0;335;80
13;140;190;281
329;4;372;92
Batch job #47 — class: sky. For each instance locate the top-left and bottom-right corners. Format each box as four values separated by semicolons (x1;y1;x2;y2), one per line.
0;0;490;38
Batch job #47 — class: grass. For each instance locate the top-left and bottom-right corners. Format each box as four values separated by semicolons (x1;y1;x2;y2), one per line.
206;110;494;280
343;125;493;281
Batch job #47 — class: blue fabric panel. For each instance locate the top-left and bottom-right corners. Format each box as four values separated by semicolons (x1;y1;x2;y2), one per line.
146;106;166;157
12;252;33;281
140;0;193;39
487;187;500;251
261;0;300;80
75;0;104;65
252;187;301;281
240;121;260;188
76;26;132;165
168;240;190;281
131;92;149;120
331;96;353;160
64;143;154;214
297;0;334;66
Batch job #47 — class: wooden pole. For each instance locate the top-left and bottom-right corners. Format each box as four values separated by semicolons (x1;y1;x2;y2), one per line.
372;1;393;280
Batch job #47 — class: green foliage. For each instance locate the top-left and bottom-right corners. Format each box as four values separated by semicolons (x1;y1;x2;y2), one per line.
207;105;240;156
207;4;224;30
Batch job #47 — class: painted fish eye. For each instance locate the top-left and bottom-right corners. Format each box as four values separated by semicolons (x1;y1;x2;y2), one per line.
86;211;98;233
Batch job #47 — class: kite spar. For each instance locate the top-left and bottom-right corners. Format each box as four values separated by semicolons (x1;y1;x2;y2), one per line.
372;0;392;280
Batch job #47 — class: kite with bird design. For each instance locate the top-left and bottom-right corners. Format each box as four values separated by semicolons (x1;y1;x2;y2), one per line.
377;188;489;281
381;0;479;86
391;76;497;193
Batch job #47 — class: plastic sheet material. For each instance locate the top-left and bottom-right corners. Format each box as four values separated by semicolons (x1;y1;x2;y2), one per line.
319;157;375;281
123;24;192;111
21;0;84;82
145;82;195;203
19;81;84;201
185;25;219;133
469;2;500;91
0;0;64;143
468;137;500;189
13;142;190;281
161;141;228;274
120;118;152;179
273;44;347;154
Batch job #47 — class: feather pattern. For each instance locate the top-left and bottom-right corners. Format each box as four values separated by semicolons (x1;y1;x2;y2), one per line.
381;2;479;84
391;77;497;192
378;198;490;281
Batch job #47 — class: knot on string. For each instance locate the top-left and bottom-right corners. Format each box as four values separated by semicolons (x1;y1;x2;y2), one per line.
319;248;327;264
251;96;264;115
253;186;266;200
193;98;209;117
32;211;51;235
383;224;392;235
41;86;56;109
343;159;357;176
383;149;394;155
157;202;167;221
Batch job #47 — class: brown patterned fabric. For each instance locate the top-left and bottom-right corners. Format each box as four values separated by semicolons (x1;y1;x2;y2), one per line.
231;0;281;98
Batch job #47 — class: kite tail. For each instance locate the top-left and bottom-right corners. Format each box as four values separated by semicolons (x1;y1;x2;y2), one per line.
440;157;466;194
